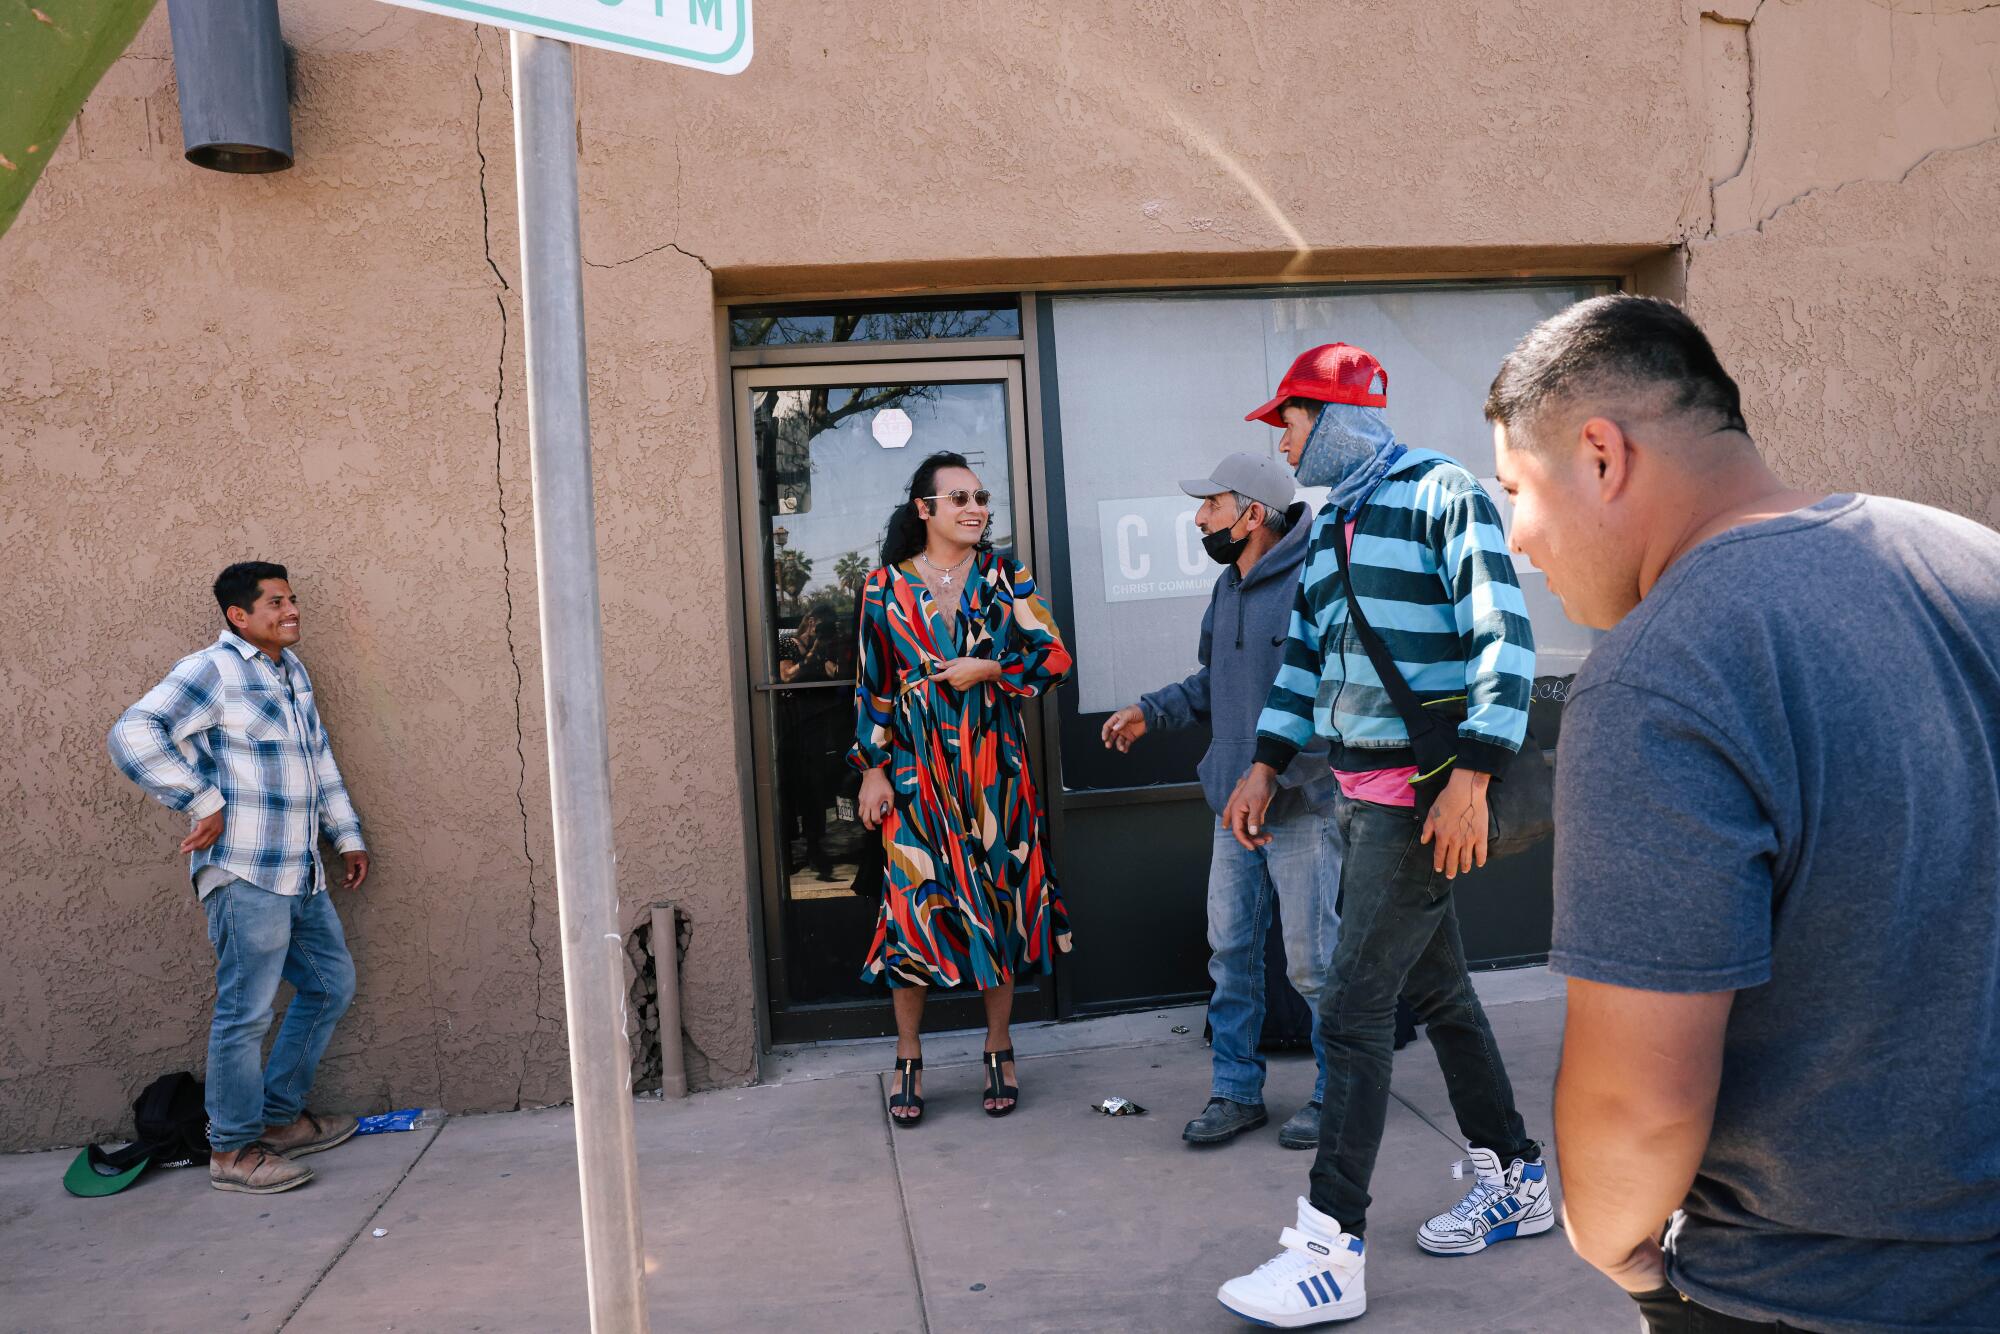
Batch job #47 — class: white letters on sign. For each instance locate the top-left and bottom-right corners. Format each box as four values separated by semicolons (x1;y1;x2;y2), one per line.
1174;511;1208;576
1115;516;1152;581
1097;497;1219;604
369;0;753;73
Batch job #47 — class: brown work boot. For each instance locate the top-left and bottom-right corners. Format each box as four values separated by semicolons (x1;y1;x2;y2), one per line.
262;1109;359;1159
210;1142;314;1194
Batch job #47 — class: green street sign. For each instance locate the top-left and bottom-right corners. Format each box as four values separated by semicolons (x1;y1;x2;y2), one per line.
373;0;752;73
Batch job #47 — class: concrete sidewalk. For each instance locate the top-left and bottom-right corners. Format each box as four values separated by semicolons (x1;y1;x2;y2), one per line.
0;978;1635;1332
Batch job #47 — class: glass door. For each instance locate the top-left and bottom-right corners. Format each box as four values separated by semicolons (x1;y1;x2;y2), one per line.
734;360;1053;1042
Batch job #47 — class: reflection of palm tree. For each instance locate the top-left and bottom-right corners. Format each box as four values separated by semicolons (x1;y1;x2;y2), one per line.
835;550;871;604
775;549;815;614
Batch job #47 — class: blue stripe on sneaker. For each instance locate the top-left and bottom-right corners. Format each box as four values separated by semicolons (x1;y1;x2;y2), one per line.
1310;1274;1330;1303
1523;1163;1546;1182
1323;1272;1343;1301
1297;1279;1318;1308
1488;1221;1520;1243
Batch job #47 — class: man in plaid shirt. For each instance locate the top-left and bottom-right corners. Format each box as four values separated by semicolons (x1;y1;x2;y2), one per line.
110;561;370;1195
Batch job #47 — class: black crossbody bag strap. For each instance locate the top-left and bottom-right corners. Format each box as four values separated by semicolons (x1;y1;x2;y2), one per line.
1332;510;1460;787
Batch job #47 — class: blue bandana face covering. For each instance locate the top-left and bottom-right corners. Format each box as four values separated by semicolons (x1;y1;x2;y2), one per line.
1294;402;1405;515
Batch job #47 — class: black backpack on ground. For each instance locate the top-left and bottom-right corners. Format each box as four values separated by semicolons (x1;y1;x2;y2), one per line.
103;1071;211;1170
62;1072;210;1197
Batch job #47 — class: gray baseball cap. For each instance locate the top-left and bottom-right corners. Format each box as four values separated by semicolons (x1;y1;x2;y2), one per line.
1180;451;1296;514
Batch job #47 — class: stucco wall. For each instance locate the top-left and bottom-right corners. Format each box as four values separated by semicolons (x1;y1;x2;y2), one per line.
2;0;1994;1150
1682;0;2000;525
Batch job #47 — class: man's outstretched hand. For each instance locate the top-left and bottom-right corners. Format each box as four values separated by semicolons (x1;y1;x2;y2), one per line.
1101;705;1148;753
342;851;370;890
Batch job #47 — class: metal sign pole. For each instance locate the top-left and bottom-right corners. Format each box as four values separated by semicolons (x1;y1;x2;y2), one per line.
508;30;651;1334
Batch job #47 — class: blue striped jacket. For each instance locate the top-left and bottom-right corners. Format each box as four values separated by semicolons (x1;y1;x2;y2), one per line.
1252;448;1535;777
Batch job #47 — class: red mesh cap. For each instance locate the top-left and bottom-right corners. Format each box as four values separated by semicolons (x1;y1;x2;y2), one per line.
1245;343;1389;426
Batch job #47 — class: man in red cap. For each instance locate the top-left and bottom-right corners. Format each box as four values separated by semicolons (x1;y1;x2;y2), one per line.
1217;344;1547;1326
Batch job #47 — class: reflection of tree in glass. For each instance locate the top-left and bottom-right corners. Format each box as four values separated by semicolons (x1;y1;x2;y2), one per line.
774;548;815;615
756;384;942;456
733;305;1014;348
756;381;942;525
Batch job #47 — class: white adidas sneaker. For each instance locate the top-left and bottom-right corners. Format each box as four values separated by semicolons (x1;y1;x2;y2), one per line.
1217;1196;1367;1327
1416;1145;1556;1256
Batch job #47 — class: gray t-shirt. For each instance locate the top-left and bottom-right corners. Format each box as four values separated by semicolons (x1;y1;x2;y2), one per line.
1551;495;2000;1332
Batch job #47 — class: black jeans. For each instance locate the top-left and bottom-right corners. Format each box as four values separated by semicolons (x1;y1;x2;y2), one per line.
1632;1286;1811;1333
1308;796;1539;1232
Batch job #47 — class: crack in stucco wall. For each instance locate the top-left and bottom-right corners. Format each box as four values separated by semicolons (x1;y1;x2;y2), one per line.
583;241;712;272
471;29;550;1111
1701;3;1761;236
1699;0;2000;238
473;39;512;294
1732;129;2000;236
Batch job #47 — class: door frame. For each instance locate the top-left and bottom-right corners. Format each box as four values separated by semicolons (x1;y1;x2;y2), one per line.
731;357;1053;1043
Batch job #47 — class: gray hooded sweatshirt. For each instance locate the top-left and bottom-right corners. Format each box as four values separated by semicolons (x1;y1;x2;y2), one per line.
1138;501;1336;817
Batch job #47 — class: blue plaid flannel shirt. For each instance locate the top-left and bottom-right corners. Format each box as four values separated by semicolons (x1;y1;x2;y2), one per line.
109;630;366;897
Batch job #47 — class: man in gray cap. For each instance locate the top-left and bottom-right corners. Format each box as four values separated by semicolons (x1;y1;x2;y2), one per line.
1103;451;1341;1149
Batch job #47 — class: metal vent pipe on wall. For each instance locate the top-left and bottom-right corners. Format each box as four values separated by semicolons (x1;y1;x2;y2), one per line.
166;0;293;173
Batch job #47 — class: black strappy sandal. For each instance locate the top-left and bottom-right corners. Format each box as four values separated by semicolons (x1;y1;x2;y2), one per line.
888;1056;924;1128
982;1048;1019;1117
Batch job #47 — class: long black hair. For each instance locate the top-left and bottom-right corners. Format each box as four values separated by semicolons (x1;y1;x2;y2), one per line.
879;451;990;567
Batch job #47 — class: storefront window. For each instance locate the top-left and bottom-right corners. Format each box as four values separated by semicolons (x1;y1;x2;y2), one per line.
1048;282;1609;785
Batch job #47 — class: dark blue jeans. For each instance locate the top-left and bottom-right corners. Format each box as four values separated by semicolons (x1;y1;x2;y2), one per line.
1205;810;1341;1106
1308;796;1539;1233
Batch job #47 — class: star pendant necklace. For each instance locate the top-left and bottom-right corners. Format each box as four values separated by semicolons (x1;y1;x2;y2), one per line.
917;548;973;593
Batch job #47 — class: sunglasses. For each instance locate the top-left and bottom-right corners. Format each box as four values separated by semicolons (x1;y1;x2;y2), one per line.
921;489;992;508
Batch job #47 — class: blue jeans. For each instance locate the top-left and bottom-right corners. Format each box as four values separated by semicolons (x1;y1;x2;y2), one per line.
1206;803;1342;1106
202;879;356;1151
1308;796;1538;1232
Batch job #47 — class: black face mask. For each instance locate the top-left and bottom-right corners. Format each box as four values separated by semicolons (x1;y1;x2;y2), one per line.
1201;515;1252;566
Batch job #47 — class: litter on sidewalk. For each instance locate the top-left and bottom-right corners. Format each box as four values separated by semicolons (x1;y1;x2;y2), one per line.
355;1109;443;1135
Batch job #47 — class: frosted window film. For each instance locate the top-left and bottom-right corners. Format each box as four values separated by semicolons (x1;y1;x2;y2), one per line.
1052;285;1606;716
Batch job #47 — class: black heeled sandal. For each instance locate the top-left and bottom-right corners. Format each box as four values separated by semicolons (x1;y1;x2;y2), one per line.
982;1048;1019;1118
888;1056;924;1128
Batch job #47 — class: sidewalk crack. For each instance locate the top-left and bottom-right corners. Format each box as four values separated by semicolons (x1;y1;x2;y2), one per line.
276;1124;448;1330
881;1076;933;1334
1387;1086;1466;1151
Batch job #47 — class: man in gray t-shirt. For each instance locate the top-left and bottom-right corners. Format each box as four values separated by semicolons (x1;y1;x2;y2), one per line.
1487;295;2000;1332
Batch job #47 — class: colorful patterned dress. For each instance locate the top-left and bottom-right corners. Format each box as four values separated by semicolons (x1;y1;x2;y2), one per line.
849;551;1074;989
